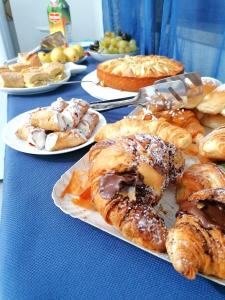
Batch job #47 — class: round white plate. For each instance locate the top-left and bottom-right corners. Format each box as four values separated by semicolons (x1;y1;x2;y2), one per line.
88;50;138;62
2;108;106;155
0;70;71;96
81;70;137;101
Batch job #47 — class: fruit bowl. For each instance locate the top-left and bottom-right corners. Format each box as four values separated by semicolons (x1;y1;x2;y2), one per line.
89;31;138;62
88;50;138;62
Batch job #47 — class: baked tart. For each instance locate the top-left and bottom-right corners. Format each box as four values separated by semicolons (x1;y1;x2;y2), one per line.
97;55;184;92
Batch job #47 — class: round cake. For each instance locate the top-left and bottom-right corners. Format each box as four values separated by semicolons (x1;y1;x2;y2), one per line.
97;55;184;92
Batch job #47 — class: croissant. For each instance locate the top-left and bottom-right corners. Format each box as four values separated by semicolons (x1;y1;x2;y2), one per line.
199;126;225;161
176;163;225;204
201;77;221;96
200;113;225;129
89;134;185;252
197;84;225;114
95;118;192;150
166;188;225;280
134;107;205;142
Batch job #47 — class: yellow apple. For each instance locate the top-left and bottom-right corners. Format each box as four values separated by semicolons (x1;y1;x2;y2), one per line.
72;44;84;58
50;47;67;63
38;51;52;63
63;47;79;62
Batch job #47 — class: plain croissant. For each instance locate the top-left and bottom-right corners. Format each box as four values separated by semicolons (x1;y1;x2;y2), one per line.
95;118;192;150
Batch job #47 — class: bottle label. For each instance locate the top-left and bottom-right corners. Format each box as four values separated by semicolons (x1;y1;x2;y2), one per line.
49;12;61;24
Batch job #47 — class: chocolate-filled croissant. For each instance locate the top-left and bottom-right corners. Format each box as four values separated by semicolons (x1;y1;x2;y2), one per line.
166;188;225;280
176;163;225;204
89;134;184;252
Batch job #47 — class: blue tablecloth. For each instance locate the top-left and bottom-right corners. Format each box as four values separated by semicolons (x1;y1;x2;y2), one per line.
1;59;225;300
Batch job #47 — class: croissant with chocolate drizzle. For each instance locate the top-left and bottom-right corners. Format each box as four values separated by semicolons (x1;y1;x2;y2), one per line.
89;134;184;252
166;188;225;280
176;163;225;204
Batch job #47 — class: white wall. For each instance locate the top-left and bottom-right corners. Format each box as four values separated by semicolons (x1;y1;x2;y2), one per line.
10;0;104;52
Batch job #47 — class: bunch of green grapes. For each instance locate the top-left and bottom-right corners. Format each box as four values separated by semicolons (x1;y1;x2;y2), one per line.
90;31;137;54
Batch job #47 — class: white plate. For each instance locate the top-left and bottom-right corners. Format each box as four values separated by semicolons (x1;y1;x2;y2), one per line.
75;55;88;64
2;108;106;155
64;62;87;75
89;50;138;62
52;153;225;286
81;70;137;101
0;70;71;96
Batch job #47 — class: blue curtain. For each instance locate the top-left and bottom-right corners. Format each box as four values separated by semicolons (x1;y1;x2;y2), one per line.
102;0;225;81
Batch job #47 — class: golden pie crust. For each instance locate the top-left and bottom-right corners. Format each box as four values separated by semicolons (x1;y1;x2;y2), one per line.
97;55;184;92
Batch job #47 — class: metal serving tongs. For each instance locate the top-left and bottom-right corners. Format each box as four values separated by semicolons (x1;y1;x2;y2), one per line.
4;31;66;65
90;72;203;112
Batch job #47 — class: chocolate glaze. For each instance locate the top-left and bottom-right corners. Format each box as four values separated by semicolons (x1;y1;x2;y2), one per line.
99;173;137;200
180;200;225;231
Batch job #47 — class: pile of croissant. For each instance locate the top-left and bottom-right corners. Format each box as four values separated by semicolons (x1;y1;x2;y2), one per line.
95;77;225;161
87;134;225;280
16;98;99;151
82;77;225;281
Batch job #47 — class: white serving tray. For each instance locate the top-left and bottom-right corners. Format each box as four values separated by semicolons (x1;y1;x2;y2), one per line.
52;153;225;286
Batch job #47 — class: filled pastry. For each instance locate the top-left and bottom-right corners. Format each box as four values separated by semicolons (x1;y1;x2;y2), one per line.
166;188;225;280
41;62;65;81
77;111;99;138
16;98;99;151
50;97;69;112
199;126;225;161
0;72;25;88
16;124;46;149
95;118;192;150
22;68;49;87
17;52;41;67
89;135;184;252
45;129;87;151
197;84;225;115
8;62;31;73
176;163;225;204
29;108;67;132
62;98;89;128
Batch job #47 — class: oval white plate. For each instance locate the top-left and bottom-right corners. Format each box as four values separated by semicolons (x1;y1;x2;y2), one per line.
75;55;88;64
81;70;137;101
0;70;71;96
64;62;87;75
89;50;138;62
2;108;106;155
